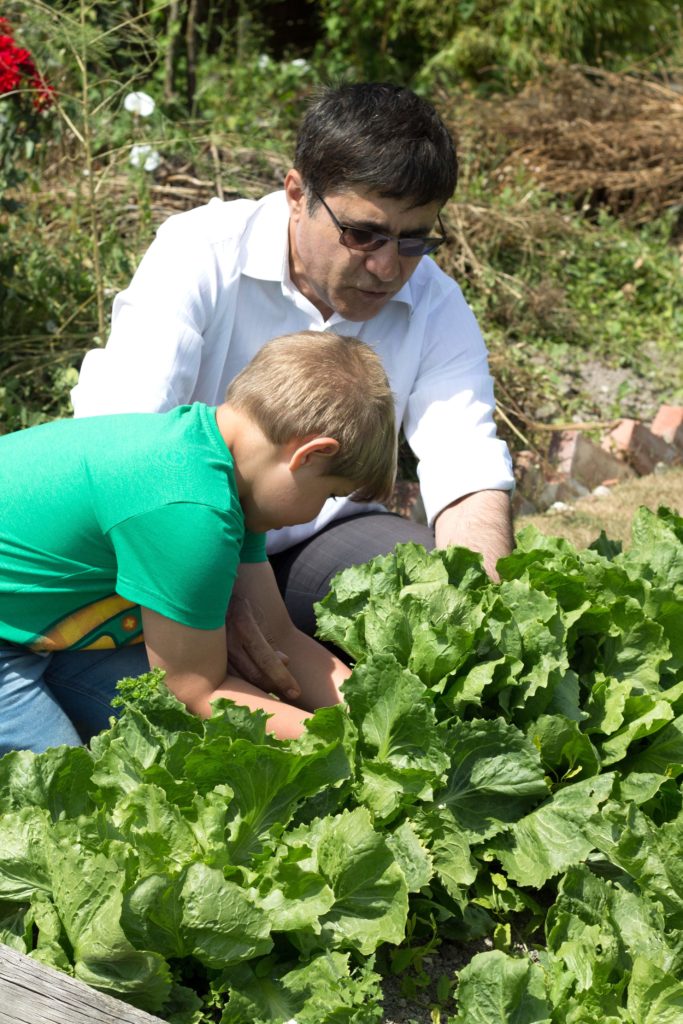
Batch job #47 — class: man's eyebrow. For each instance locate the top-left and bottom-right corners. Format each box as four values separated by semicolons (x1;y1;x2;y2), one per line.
341;214;435;238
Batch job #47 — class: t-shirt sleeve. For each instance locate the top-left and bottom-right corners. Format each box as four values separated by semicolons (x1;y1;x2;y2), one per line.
240;527;267;563
109;503;243;630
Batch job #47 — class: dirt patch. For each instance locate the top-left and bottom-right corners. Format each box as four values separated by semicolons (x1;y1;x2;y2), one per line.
533;350;674;424
381;939;491;1024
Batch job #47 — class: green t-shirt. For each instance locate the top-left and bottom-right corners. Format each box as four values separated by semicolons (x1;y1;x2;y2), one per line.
0;404;266;651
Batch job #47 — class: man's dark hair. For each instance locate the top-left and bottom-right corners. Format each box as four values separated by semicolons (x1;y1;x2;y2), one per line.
294;82;457;210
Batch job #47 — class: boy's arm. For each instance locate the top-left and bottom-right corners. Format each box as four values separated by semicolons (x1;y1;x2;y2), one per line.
140;606;313;739
231;562;351;710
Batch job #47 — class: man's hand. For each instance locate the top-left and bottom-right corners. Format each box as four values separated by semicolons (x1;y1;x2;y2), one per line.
225;593;302;702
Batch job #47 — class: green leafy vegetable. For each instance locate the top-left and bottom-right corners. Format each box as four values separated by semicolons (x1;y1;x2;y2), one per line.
0;506;681;1022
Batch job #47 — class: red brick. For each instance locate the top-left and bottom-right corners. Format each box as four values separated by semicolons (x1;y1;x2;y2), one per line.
603;418;681;475
551;429;634;489
651;405;683;450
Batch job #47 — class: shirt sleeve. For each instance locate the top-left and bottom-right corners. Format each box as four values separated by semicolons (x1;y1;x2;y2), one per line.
403;278;515;524
71;203;238;417
109;503;242;630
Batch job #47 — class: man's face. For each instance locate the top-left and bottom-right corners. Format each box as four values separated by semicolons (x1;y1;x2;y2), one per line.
285;171;441;322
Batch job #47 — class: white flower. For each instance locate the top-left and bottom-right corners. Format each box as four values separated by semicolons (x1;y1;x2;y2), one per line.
257;54;271;69
124;91;155;117
129;144;161;171
144;150;161;171
290;58;308;69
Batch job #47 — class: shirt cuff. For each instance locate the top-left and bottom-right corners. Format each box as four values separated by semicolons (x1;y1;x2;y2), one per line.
418;440;515;526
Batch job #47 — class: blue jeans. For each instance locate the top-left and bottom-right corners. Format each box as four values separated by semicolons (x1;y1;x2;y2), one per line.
0;643;150;755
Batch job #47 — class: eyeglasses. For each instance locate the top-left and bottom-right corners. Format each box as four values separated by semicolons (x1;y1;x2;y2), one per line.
314;192;447;257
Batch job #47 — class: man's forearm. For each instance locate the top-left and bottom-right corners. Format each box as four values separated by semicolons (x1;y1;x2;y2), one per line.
434;488;514;580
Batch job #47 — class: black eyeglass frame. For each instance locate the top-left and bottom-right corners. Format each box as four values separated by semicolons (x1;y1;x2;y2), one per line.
314;191;447;257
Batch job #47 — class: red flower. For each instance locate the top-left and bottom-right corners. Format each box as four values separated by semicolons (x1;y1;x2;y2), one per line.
0;17;53;110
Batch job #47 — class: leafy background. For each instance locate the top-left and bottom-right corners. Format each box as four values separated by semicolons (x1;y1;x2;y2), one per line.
1;0;682;455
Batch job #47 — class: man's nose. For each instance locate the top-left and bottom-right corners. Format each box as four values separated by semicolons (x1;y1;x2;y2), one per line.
364;241;401;282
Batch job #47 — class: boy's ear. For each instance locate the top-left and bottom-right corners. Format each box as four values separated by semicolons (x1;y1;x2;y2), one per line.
288;436;340;471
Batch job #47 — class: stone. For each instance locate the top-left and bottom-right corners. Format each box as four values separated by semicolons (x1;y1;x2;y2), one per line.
387;480;427;524
512;494;538;516
513;450;545;501
555;478;590;502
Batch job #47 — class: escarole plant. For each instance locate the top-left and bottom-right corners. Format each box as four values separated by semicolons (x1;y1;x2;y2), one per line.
0;505;681;1023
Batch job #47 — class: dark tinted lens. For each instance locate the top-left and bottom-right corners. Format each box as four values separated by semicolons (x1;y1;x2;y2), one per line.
339;227;443;257
339;227;386;251
400;237;443;256
397;238;429;257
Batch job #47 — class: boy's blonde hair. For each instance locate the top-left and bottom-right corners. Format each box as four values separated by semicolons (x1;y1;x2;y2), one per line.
226;331;397;504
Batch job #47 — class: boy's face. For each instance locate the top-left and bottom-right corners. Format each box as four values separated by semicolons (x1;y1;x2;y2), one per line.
241;458;357;533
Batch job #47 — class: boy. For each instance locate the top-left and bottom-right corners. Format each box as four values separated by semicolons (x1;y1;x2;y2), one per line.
0;332;396;754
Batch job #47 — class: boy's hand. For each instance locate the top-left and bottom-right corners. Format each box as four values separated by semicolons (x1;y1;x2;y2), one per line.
226;594;302;702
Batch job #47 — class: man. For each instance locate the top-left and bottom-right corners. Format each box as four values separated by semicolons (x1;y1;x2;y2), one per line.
72;82;515;693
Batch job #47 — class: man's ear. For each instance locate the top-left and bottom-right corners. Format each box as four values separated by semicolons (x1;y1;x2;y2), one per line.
288;436;340;471
284;169;306;219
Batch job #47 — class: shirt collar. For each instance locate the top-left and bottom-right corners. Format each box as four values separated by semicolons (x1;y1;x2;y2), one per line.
241;190;415;311
241;191;291;281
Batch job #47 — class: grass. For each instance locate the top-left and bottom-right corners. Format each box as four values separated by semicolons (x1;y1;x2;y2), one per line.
515;467;683;550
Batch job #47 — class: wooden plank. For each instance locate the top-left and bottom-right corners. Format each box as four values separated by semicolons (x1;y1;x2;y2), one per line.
0;944;167;1024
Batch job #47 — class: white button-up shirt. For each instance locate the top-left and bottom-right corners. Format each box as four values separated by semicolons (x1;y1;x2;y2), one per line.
72;190;514;553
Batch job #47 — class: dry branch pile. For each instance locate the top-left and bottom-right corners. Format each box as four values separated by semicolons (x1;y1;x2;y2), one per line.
472;63;683;224
36;143;288;243
37;63;683;263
